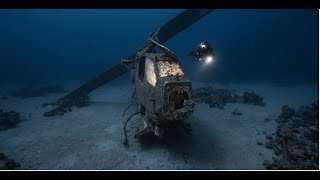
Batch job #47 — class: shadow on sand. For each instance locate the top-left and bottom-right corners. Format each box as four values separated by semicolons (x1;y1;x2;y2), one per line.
136;116;226;169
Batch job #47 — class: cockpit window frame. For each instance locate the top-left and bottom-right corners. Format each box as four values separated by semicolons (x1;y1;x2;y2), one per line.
138;57;145;83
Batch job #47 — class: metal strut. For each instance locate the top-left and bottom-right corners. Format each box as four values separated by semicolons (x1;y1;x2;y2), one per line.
122;103;135;117
121;28;161;65
122;111;141;146
148;38;178;59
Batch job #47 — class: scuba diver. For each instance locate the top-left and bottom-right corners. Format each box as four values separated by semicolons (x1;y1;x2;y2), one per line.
189;40;215;63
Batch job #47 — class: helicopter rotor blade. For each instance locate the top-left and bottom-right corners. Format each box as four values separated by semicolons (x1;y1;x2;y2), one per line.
43;9;214;116
43;63;130;117
59;63;129;101
157;9;214;44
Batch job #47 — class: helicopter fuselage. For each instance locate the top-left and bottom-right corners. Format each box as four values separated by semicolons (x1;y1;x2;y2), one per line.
131;52;195;137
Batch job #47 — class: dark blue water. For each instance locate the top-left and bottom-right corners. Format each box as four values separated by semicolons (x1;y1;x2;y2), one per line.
0;9;318;85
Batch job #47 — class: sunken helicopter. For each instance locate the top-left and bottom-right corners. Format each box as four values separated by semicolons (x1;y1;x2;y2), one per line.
43;9;216;144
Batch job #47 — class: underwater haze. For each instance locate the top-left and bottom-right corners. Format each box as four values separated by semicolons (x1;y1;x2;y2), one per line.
0;9;318;85
0;9;319;170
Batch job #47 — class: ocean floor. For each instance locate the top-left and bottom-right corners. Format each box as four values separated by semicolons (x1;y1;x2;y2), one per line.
0;81;318;170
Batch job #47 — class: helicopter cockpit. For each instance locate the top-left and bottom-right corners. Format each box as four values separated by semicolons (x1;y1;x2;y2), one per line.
157;57;184;78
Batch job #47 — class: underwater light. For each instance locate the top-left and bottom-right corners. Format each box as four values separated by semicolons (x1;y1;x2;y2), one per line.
204;55;213;64
189;40;215;64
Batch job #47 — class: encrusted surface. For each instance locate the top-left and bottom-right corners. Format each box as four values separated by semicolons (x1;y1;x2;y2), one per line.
157;60;184;78
0;110;22;131
263;101;319;170
193;86;266;109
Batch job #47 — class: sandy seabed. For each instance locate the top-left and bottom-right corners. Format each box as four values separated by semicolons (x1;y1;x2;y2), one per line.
0;81;318;170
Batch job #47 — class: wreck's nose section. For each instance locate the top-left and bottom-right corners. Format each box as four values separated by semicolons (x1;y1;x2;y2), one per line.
161;81;195;121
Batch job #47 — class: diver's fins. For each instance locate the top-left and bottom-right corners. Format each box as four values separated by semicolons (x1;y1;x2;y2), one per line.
188;51;196;57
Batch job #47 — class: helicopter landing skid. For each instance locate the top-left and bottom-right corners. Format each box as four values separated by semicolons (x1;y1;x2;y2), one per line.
133;120;152;139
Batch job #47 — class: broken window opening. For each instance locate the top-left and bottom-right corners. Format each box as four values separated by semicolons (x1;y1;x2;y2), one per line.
157;60;184;78
169;91;189;109
145;57;157;86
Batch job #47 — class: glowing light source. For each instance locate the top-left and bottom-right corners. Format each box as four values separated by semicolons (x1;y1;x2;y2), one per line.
206;56;213;63
205;55;213;64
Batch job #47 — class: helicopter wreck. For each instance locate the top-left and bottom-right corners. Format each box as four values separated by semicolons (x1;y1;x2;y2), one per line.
121;35;195;141
42;9;214;142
